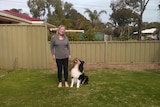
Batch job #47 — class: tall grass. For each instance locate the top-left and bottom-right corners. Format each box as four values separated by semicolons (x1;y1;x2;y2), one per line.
0;68;160;107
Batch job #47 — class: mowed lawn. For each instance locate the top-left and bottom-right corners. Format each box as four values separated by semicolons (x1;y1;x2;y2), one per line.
0;68;160;107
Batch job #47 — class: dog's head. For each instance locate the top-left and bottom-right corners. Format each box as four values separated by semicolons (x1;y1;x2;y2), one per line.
72;58;85;73
79;60;84;67
73;58;81;65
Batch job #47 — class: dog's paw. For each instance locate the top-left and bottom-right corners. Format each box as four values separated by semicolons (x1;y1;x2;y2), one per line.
70;85;73;88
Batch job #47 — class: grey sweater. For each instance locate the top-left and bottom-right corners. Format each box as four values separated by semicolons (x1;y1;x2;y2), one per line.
50;34;70;59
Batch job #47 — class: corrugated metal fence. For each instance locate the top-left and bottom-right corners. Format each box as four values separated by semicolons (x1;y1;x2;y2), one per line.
0;24;48;69
0;24;160;69
48;41;160;68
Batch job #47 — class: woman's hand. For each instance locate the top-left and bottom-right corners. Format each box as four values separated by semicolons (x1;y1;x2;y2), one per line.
69;55;71;60
52;55;55;60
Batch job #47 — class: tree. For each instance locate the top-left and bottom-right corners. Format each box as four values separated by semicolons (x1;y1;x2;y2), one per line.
69;9;91;30
110;0;150;40
27;0;66;25
110;0;139;38
27;0;64;19
111;8;139;36
63;2;92;30
27;0;46;18
84;8;107;28
125;0;150;40
10;8;29;16
63;2;73;18
11;8;22;13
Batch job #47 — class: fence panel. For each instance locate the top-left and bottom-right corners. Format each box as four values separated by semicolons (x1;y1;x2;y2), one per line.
0;24;160;69
106;41;160;64
70;41;105;64
47;41;106;66
0;24;47;69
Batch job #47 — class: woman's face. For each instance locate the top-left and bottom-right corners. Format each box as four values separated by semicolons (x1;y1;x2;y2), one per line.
58;27;65;36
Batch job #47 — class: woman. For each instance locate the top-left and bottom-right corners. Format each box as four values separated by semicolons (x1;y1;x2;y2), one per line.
50;25;71;88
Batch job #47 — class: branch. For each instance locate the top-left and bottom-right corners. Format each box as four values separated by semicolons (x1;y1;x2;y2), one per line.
142;0;150;13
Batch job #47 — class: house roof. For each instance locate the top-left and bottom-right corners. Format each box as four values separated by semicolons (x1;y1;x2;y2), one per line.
134;28;157;34
3;10;42;22
50;28;84;33
141;28;157;34
0;10;43;24
0;9;56;28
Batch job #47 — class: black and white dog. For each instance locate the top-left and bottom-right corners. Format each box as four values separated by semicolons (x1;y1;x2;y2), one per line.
70;58;88;88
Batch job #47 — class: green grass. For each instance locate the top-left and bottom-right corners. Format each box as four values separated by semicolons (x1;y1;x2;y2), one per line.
0;68;160;107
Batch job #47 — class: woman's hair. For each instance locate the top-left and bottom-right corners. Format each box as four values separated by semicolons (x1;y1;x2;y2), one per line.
56;25;66;35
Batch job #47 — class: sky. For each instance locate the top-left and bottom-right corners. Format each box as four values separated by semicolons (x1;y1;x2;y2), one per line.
0;0;159;23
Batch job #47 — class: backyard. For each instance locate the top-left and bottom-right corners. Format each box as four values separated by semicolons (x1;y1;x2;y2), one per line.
0;68;160;107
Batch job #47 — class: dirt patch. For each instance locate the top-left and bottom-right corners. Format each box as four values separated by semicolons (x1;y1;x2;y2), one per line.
84;63;160;71
48;63;160;71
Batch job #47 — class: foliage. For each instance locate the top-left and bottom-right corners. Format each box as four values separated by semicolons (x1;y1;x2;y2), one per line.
110;1;139;38
110;8;138;27
153;23;160;36
66;32;82;41
84;8;107;29
63;2;73;18
103;22;114;36
11;8;22;13
66;31;95;41
26;0;159;41
46;0;65;26
125;0;150;40
10;8;29;16
110;0;151;40
68;9;91;30
113;27;121;37
27;0;46;18
0;69;160;107
144;22;160;29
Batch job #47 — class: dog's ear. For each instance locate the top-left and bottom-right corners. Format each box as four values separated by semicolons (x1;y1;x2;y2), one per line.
81;61;85;64
73;58;78;63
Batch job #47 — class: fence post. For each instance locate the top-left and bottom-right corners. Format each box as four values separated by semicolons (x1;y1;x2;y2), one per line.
45;23;49;68
104;41;108;65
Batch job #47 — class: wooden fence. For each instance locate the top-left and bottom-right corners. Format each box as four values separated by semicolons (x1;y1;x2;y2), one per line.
0;24;160;69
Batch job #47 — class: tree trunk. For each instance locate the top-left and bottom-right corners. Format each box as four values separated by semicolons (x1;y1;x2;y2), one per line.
137;0;150;40
137;14;142;40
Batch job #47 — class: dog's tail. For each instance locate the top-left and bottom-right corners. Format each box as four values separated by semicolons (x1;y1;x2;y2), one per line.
81;76;88;85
